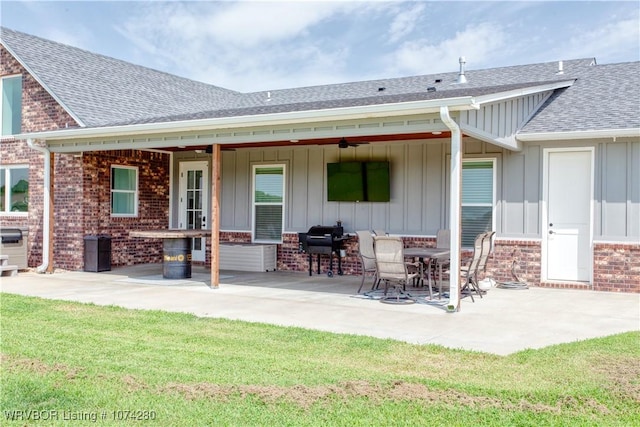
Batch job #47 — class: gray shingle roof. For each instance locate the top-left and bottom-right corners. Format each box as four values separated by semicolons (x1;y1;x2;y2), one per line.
519;62;640;133
2;26;638;135
233;58;595;109
127;81;566;126
0;27;240;127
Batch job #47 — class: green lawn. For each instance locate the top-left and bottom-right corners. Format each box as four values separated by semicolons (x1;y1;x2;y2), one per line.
1;293;638;426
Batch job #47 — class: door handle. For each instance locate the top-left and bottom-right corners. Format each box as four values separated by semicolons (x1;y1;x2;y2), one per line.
549;230;554;234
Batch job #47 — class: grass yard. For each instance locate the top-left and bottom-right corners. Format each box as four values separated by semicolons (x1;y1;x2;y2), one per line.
1;293;639;426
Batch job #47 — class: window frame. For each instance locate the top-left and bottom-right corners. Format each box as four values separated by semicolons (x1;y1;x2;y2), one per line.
0;165;29;215
110;165;139;217
461;158;496;247
1;74;23;136
251;163;286;244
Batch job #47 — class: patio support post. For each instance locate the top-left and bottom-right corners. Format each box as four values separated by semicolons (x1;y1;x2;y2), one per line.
440;107;462;312
210;144;221;288
46;151;54;273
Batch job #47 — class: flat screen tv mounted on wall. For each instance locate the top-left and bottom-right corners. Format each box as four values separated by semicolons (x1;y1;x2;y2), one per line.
327;161;390;202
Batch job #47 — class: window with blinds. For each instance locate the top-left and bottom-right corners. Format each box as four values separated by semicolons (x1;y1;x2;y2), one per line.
253;165;285;243
461;160;494;246
111;166;138;217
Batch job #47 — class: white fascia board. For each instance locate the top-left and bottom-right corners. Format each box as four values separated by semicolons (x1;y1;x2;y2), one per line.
473;80;575;105
17;96;478;142
517;128;640;141
1;41;86;127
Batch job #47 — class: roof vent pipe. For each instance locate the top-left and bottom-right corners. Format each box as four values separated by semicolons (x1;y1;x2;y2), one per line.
457;56;468;84
556;60;564;75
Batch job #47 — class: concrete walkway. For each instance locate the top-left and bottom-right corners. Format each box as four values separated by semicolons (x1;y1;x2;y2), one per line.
1;265;638;355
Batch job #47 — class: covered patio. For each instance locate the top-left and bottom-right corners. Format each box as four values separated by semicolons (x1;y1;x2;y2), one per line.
2;265;638;356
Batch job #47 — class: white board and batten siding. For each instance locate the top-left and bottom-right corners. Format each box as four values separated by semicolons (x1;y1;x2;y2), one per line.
219;140;454;236
460;92;553;139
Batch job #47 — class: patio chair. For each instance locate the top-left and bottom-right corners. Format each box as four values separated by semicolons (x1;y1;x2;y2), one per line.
355;230;380;294
372;229;388;236
373;236;418;304
432;229;450;297
477;231;496;279
460;231;494;301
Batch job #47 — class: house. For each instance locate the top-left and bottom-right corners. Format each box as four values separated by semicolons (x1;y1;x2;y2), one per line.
1;27;638;303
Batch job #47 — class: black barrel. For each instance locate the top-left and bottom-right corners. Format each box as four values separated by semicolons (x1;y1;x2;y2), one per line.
162;238;192;279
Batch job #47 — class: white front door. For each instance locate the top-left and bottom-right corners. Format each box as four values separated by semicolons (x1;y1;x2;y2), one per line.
543;149;593;282
179;161;209;262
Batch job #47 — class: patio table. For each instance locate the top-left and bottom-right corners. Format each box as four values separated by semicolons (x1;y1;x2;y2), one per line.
403;247;450;297
130;229;212;279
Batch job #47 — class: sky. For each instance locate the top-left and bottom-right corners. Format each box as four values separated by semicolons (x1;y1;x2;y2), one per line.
1;1;639;93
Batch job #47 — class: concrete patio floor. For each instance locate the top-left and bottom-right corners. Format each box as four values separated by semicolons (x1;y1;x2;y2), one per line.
1;264;638;356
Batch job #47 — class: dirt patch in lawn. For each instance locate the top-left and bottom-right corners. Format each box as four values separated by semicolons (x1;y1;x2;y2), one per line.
0;353;83;380
0;353;619;415
159;379;610;415
593;356;640;402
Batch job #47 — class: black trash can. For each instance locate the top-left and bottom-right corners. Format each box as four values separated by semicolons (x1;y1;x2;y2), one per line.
84;235;111;272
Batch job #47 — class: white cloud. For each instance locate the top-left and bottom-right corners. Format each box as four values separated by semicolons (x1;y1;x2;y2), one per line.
385;22;508;76
387;3;426;43
107;1;640;91
562;18;640;63
200;1;356;48
114;1;377;91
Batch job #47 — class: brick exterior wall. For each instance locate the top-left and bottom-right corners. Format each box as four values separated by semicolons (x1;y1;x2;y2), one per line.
1;46;78;267
75;150;170;270
51;153;84;270
593;243;640;293
485;240;542;287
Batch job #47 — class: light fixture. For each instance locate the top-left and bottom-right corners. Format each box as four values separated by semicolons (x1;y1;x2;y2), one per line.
290;139;299;143
431;131;442;135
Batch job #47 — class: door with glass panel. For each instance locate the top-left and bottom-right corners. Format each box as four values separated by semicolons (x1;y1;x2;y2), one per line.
179;161;209;262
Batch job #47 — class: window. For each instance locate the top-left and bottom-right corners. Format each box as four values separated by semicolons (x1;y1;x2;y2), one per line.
252;165;285;243
0;166;29;213
1;75;22;136
461;160;495;246
111;166;138;216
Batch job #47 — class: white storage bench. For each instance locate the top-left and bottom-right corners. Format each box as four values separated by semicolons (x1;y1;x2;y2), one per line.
219;243;277;272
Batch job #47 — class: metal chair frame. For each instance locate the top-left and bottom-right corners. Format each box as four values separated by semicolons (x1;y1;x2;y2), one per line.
355;230;380;294
373;236;418;304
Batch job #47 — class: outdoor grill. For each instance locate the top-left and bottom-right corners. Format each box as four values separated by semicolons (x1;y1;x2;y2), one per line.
298;225;348;277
